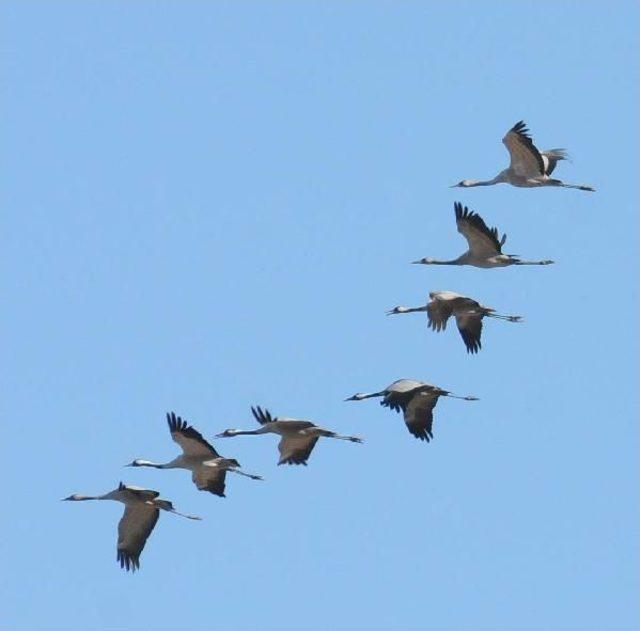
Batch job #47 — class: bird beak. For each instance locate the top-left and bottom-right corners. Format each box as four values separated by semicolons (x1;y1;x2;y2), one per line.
344;396;356;401
385;309;397;316
214;432;226;438
411;259;423;265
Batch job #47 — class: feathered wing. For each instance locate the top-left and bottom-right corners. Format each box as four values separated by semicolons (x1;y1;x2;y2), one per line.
116;503;159;572
167;412;220;458
403;391;439;441
455;202;504;257
541;149;568;175
277;435;319;466
119;483;158;501
251;406;276;425
192;466;227;497
427;299;453;332
454;310;483;354
502;121;545;178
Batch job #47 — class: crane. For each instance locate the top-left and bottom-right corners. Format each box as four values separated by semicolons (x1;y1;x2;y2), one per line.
412;202;554;268
387;290;522;353
62;482;200;572
452;120;595;191
216;406;363;466
126;412;263;497
345;379;478;441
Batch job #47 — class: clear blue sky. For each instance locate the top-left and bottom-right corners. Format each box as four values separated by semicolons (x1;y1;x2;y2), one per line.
2;2;638;630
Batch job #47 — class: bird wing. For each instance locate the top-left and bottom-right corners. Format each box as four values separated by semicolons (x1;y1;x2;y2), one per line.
502;121;545;177
454;310;483;354
119;483;159;501
403;391;439;441
454;202;504;256
277;435;319;466
251;406;276;426
116;503;159;572
541;148;568;175
167;412;219;458
192;465;227;497
427;299;453;332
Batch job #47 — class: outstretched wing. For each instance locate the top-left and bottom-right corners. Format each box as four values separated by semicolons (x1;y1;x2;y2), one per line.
541;148;568;175
277;435;319;466
427;299;453;332
454;311;483;354
455;202;505;256
403;391;439;441
251;406;276;426
116;503;159;572
119;483;159;501
192;466;227;497
502;121;545;178
167;412;219;458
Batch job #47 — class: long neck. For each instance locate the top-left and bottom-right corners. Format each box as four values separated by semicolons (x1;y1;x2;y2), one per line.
470;173;506;187
401;305;428;313
427;257;463;265
135;460;169;469
233;428;266;436
69;495;103;501
359;391;385;400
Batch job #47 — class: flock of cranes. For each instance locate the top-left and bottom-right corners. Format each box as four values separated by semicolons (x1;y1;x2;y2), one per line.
64;120;594;571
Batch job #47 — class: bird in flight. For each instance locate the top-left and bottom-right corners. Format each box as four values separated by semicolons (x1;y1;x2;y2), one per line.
452;120;595;191
345;379;478;441
216;406;363;466
412;202;554;268
126;412;263;497
63;482;200;572
387;290;522;353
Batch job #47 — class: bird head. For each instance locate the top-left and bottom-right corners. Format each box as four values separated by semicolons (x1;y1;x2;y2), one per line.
386;305;425;315
450;179;473;188
411;257;436;265
124;459;145;467
215;429;238;438
344;393;366;401
61;494;80;501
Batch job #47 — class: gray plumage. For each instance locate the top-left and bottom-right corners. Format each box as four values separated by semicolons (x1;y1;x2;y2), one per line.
452;120;594;191
345;379;478;441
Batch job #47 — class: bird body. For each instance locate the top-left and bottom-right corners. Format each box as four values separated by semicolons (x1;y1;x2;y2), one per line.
345;379;478;441
126;412;263;497
387;290;522;353
453;121;594;191
413;202;554;269
216;406;363;466
63;482;200;572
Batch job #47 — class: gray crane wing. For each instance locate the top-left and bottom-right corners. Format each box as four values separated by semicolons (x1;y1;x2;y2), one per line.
118;483;159;501
277;435;319;466
541;149;568;175
455;202;504;256
167;412;220;458
403;391;439;441
251;406;277;425
116;503;160;572
427;300;453;332
502;121;545;178
192;465;227;497
454;311;483;354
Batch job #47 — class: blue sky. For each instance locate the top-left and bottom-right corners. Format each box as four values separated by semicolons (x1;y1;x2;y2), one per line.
1;2;638;630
